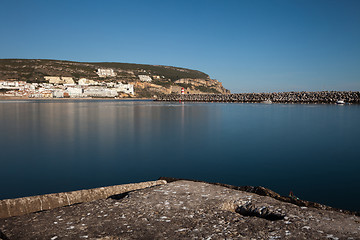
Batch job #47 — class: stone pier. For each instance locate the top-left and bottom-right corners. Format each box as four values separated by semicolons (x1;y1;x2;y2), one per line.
155;91;360;104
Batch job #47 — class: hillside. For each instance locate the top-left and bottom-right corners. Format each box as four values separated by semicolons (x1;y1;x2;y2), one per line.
0;59;229;97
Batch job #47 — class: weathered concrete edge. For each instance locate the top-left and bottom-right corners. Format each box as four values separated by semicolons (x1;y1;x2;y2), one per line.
0;180;167;219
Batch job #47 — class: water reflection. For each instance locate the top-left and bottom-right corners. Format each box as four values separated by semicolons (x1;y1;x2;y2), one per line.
0;100;215;196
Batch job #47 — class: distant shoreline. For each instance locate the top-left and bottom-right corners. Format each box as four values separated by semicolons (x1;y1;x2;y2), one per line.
0;96;153;101
2;91;360;104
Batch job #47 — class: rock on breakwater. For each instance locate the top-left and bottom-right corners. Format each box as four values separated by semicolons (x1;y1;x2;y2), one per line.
155;91;360;104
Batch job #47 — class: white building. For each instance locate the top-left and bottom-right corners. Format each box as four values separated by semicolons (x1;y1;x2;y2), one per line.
25;83;37;90
45;76;75;85
114;82;134;95
44;76;62;84
78;78;99;86
106;82;116;88
66;87;84;98
53;91;63;98
97;69;116;77
138;75;152;82
0;80;26;88
84;87;118;98
62;77;75;85
41;83;54;89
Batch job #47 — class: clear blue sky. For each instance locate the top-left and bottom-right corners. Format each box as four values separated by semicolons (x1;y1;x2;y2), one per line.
1;0;359;93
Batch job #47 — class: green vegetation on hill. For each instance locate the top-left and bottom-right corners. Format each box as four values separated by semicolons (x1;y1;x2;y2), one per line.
0;59;209;82
194;85;221;94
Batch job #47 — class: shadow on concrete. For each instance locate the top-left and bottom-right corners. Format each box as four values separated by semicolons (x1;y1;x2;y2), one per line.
107;192;130;200
236;204;285;221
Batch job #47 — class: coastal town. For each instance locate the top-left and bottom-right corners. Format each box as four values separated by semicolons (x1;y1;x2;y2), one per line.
0;68;135;98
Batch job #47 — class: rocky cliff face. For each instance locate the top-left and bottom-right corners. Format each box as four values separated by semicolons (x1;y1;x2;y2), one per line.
174;78;230;94
0;59;230;97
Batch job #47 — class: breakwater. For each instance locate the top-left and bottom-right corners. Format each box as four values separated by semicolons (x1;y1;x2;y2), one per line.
155;91;360;104
1;180;360;239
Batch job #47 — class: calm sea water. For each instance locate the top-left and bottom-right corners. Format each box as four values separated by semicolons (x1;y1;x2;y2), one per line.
0;100;359;211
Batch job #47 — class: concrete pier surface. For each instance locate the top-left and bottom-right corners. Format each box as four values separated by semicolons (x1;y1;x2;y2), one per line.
1;180;359;239
156;91;360;104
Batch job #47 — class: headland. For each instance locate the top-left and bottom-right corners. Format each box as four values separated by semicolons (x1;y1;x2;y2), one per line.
0;59;229;99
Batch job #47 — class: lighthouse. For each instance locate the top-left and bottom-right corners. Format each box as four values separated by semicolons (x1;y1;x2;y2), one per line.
181;87;185;95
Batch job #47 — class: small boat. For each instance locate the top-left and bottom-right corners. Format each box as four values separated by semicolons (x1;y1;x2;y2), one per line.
261;100;272;104
336;100;345;104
